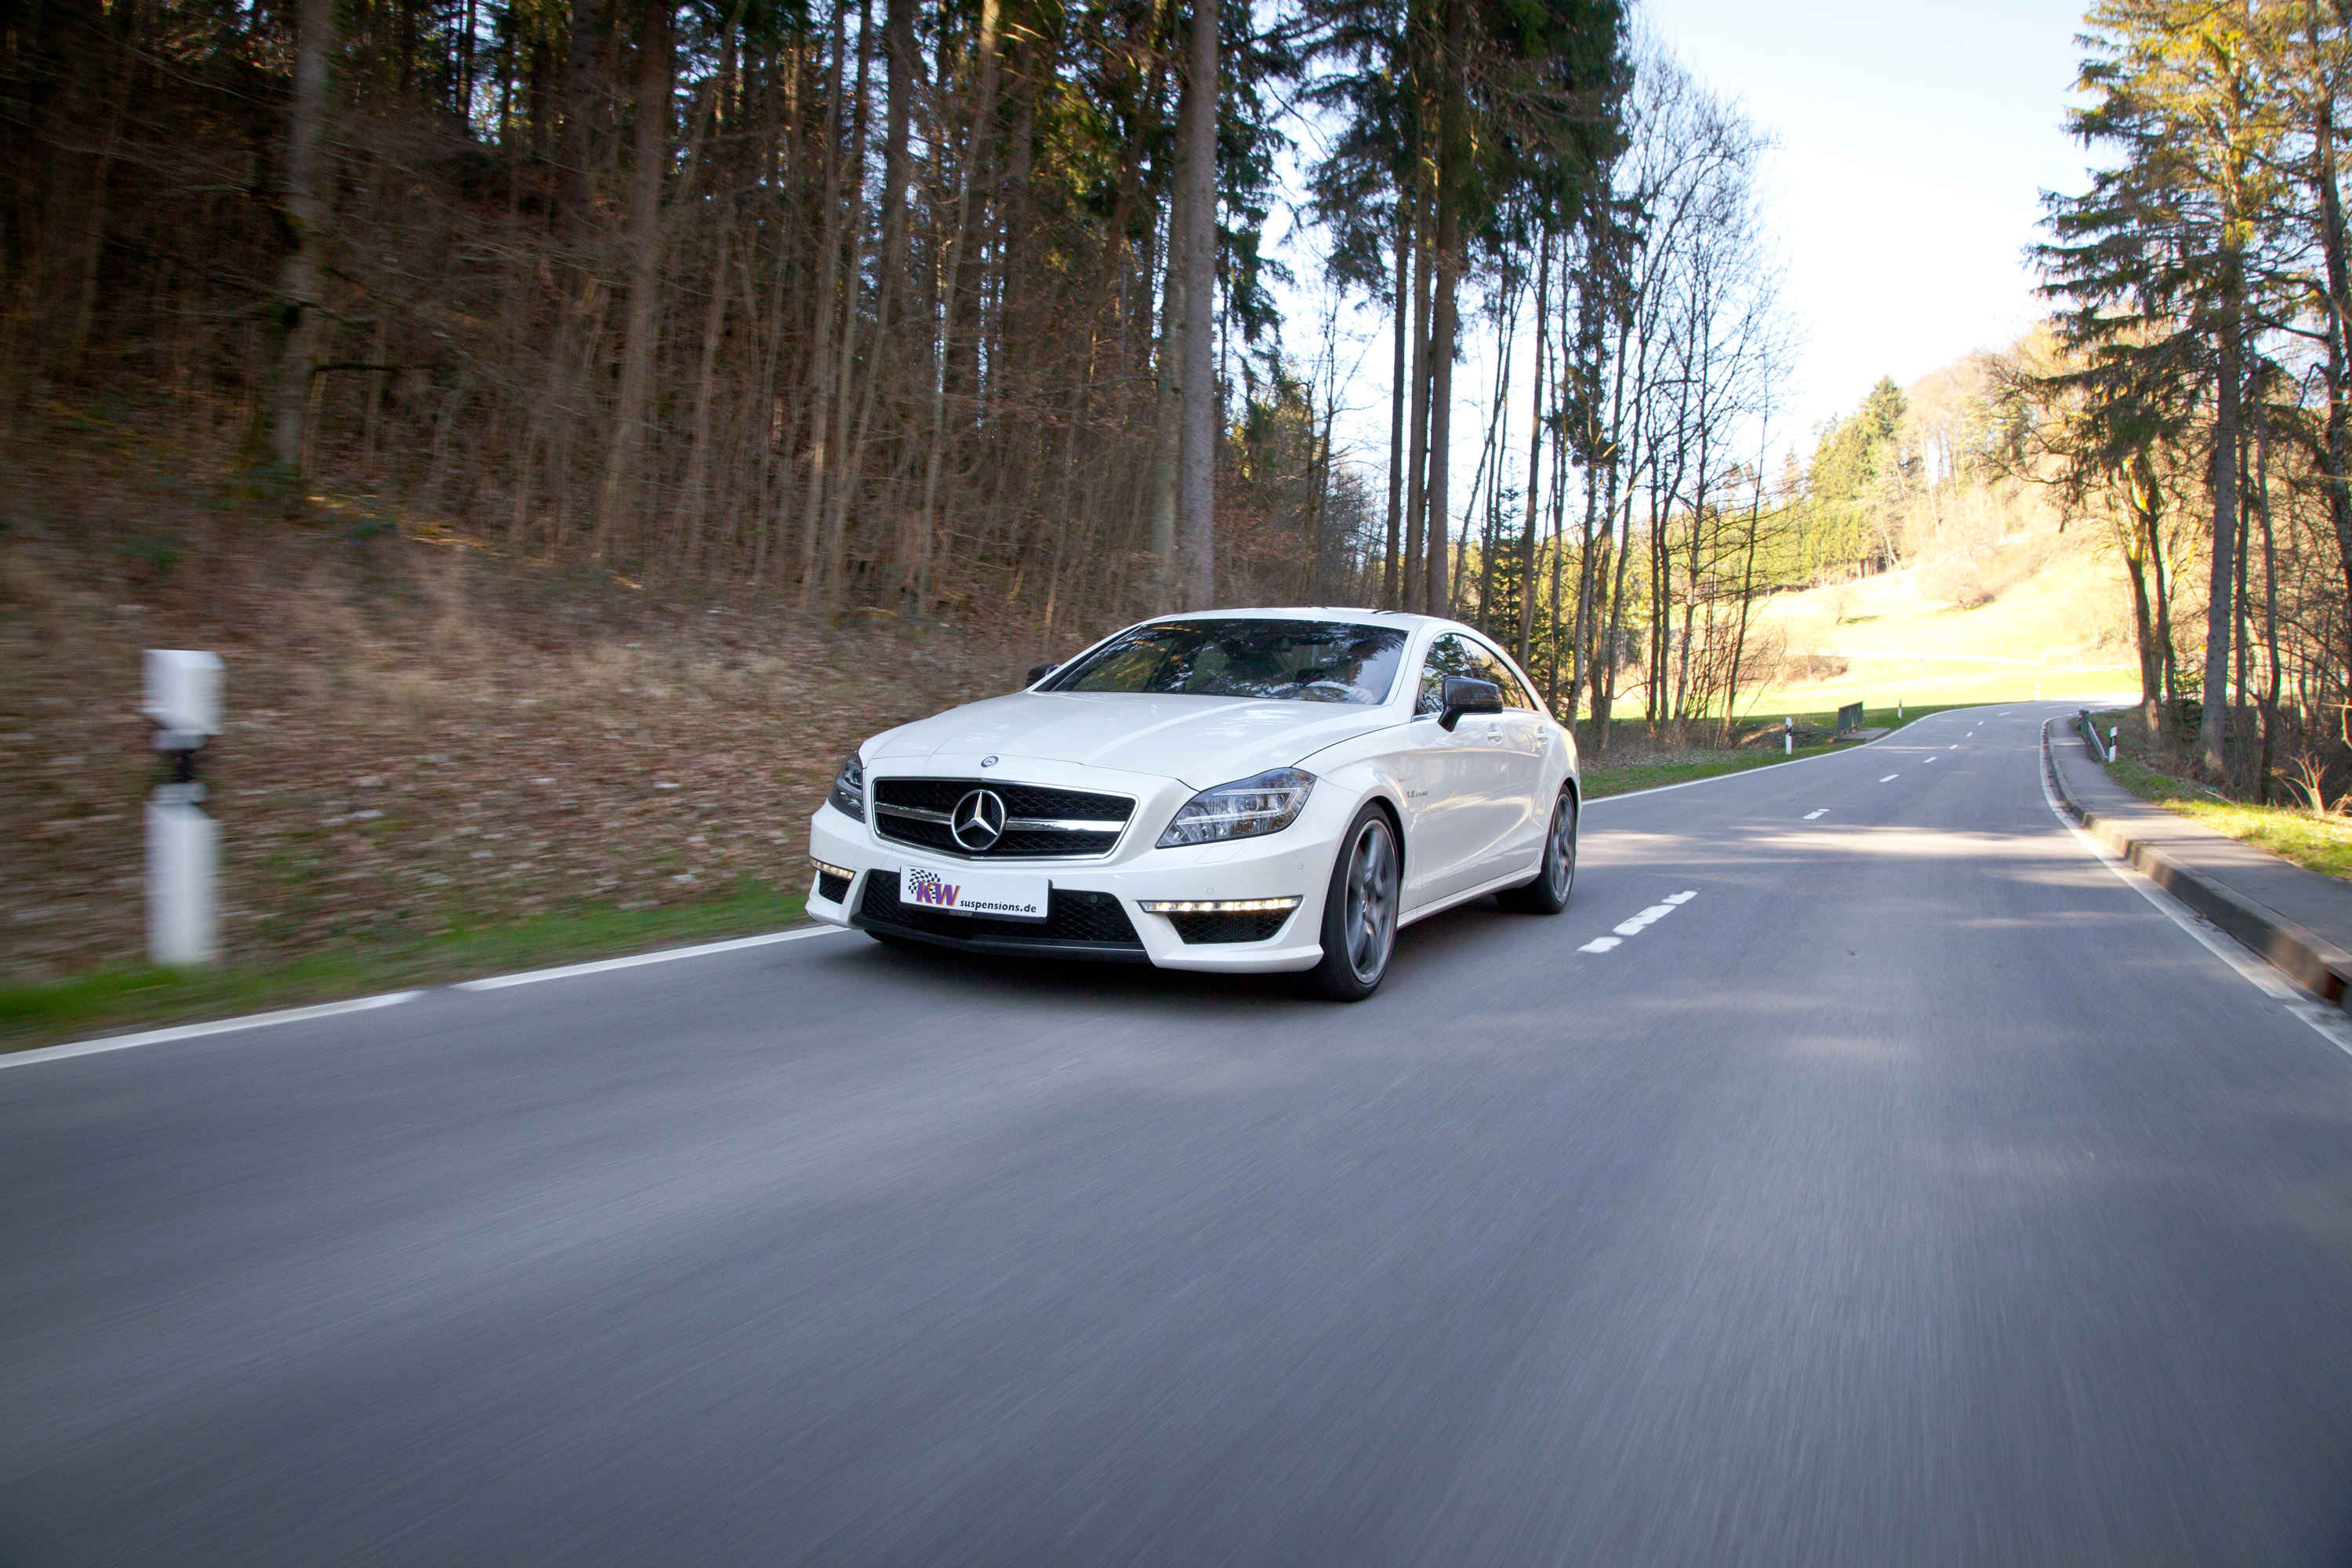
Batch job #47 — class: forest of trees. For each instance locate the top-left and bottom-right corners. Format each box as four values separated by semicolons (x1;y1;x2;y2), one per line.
0;0;1846;748
2037;0;2352;800
9;0;2344;789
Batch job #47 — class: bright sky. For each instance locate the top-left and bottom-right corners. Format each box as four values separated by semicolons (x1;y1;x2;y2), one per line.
1640;0;2091;440
1272;0;2096;535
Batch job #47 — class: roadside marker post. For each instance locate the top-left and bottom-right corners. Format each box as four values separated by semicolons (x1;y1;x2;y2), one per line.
1784;715;1793;755
143;650;223;967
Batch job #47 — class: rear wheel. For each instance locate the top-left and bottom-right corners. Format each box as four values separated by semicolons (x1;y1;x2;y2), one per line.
1306;806;1401;1001
1497;789;1576;914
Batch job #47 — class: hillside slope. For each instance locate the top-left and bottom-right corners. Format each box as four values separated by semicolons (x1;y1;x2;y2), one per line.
1748;527;2141;713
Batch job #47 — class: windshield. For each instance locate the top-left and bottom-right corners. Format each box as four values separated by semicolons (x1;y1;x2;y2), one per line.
1042;619;1408;705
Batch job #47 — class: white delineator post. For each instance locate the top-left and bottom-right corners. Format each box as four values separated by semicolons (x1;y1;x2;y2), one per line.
1783;715;1794;755
143;650;223;966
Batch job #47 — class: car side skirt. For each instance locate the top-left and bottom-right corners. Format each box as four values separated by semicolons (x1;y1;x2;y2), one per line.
1399;862;1550;927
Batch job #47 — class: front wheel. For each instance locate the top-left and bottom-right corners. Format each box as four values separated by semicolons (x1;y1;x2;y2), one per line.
1306;806;1401;1001
1497;789;1576;914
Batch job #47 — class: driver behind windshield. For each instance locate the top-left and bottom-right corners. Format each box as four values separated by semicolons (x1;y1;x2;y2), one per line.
1044;620;1408;705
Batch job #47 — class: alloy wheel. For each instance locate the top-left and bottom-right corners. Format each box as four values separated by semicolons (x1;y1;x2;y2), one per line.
1546;797;1576;901
1343;818;1399;982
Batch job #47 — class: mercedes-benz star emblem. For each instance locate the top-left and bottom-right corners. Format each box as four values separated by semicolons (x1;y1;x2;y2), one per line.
980;755;998;768
951;788;1008;851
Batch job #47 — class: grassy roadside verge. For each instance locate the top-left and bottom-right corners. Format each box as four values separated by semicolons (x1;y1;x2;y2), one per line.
1;882;809;1055
1579;704;1959;800
2093;732;2352;882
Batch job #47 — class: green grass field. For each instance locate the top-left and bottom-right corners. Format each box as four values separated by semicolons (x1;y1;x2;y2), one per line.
1580;703;1965;799
2101;751;2352;883
1;881;809;1054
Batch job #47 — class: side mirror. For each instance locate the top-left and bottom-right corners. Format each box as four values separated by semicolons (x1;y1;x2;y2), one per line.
1439;676;1503;731
1025;662;1058;687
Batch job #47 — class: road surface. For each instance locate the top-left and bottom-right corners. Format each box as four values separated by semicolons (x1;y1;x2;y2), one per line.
6;703;2352;1566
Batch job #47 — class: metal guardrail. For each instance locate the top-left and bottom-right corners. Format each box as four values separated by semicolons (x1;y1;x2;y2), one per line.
2075;709;2117;763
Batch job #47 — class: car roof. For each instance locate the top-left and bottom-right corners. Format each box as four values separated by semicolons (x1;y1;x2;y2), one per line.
1135;607;1453;631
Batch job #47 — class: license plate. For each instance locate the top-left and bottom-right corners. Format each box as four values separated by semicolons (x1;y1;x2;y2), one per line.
899;865;1049;921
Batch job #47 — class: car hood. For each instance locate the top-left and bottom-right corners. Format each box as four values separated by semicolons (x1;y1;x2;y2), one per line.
866;691;1402;787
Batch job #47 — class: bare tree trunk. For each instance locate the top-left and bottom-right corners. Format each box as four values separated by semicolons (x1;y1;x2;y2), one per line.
2202;286;2241;781
880;0;919;281
2257;400;2281;800
797;8;851;603
2310;42;2352;644
1146;90;1187;608
260;0;337;490
1174;0;1218;607
594;0;673;564
1519;223;1549;662
2122;510;2159;728
556;0;605;235
1425;256;1456;619
1601;515;1632;749
913;0;1003;612
1421;0;1466;618
677;208;731;582
817;0;875;606
1403;180;1435;614
60;0;135;382
1383;196;1409;609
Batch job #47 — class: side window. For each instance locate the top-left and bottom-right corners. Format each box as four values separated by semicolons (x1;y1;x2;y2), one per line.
1466;641;1536;710
1415;635;1479;714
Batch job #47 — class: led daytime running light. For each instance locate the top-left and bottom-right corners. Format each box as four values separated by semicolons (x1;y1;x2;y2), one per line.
1140;897;1302;913
811;859;854;882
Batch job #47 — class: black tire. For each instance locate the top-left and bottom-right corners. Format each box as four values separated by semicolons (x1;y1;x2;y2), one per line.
1496;789;1577;914
1306;805;1402;1001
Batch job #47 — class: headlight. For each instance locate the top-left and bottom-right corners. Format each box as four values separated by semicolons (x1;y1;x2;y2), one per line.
828;752;866;819
1156;768;1316;848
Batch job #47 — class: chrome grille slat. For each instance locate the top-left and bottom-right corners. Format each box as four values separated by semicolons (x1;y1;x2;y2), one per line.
871;777;1134;860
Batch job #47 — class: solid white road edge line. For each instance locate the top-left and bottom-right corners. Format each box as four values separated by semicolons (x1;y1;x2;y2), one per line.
1585;711;1966;806
2036;732;2352;1058
1;991;423;1071
456;925;855;990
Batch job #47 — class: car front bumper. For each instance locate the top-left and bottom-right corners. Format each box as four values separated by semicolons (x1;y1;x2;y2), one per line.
804;777;1343;974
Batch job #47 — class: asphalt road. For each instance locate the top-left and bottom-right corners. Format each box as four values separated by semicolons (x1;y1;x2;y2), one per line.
7;703;2352;1566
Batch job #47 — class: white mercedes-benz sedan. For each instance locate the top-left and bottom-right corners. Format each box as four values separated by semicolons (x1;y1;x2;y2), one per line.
804;608;1580;999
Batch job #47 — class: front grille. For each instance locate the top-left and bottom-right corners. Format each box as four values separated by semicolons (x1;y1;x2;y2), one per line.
871;777;1134;860
858;873;1144;950
815;869;851;903
1167;909;1296;945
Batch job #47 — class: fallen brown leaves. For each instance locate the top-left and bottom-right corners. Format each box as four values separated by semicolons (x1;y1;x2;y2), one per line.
0;426;1037;982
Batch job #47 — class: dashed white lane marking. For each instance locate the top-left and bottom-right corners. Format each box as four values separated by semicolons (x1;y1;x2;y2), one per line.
1926;756;1940;764
1804;809;1828;820
457;924;855;990
2038;731;2352;1058
1949;743;1961;749
1582;891;1699;952
1879;773;1900;782
2;992;422;1070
